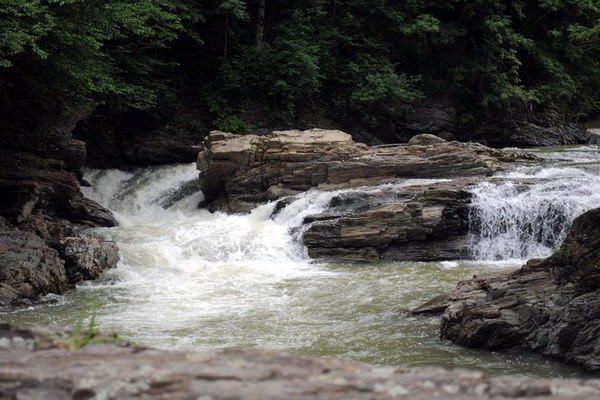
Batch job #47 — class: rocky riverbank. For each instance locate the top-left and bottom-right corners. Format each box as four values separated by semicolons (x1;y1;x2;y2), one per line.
413;207;600;372
2;322;600;399
0;115;119;307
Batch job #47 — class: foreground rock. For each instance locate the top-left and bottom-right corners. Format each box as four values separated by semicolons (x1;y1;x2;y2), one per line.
198;129;525;213
2;324;600;400
413;208;600;372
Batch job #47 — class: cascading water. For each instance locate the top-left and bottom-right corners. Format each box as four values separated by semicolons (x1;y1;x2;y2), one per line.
5;146;598;378
468;165;600;261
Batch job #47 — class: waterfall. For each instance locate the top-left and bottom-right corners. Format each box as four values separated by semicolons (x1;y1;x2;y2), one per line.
468;166;600;261
9;156;595;376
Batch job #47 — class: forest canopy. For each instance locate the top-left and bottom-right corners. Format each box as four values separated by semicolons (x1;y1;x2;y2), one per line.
1;0;598;130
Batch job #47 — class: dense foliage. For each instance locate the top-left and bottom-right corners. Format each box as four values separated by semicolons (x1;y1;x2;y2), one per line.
1;0;598;131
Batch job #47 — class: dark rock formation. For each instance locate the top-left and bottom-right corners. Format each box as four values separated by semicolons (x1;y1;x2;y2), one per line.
0;106;119;307
59;237;119;284
0;226;66;307
73;106;202;168
0;217;119;307
413;208;600;372
198;129;523;213
471;109;591;148
389;98;591;147
392;96;460;142
301;181;473;262
2;323;600;400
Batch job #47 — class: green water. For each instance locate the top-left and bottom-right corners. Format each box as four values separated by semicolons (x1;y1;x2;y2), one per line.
3;261;585;378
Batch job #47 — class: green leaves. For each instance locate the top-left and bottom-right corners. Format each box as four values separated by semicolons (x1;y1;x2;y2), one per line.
351;66;421;126
218;0;249;20
0;0;203;109
1;0;598;129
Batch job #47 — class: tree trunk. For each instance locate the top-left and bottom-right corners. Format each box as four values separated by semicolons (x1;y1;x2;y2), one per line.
224;13;229;61
256;0;266;47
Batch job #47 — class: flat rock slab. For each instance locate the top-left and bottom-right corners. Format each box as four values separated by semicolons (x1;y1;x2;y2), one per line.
197;129;531;213
1;324;600;400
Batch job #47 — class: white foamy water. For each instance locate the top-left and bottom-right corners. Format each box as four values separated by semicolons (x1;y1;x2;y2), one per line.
5;147;598;378
80;164;337;346
469;164;600;261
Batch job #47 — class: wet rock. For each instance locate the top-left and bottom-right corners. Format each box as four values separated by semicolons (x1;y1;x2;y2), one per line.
2;323;600;400
0;148;117;308
0;228;67;307
302;181;474;262
413;208;600;372
0;103;119;308
58;237;119;284
198;129;521;213
0;219;118;305
67;196;118;227
0;149;116;227
408;133;446;145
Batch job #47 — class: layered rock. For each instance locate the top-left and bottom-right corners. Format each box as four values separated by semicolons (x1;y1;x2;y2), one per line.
300;181;473;262
413;208;600;372
2;323;600;400
198;129;535;262
198;129;521;213
0;108;119;307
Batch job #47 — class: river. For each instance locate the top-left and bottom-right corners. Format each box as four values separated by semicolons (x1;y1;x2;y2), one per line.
4;145;600;377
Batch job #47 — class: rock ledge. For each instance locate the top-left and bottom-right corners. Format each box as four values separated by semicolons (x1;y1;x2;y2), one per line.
2;323;600;399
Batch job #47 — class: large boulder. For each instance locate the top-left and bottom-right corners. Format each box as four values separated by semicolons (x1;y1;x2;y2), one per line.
59;237;119;284
300;181;473;262
413;208;600;372
2;322;600;399
0;216;120;306
0;225;67;306
198;129;521;213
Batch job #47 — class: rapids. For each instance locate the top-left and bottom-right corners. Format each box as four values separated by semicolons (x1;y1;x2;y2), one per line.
4;145;599;378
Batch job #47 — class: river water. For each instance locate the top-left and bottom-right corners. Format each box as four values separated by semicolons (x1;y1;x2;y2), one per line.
4;145;600;377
